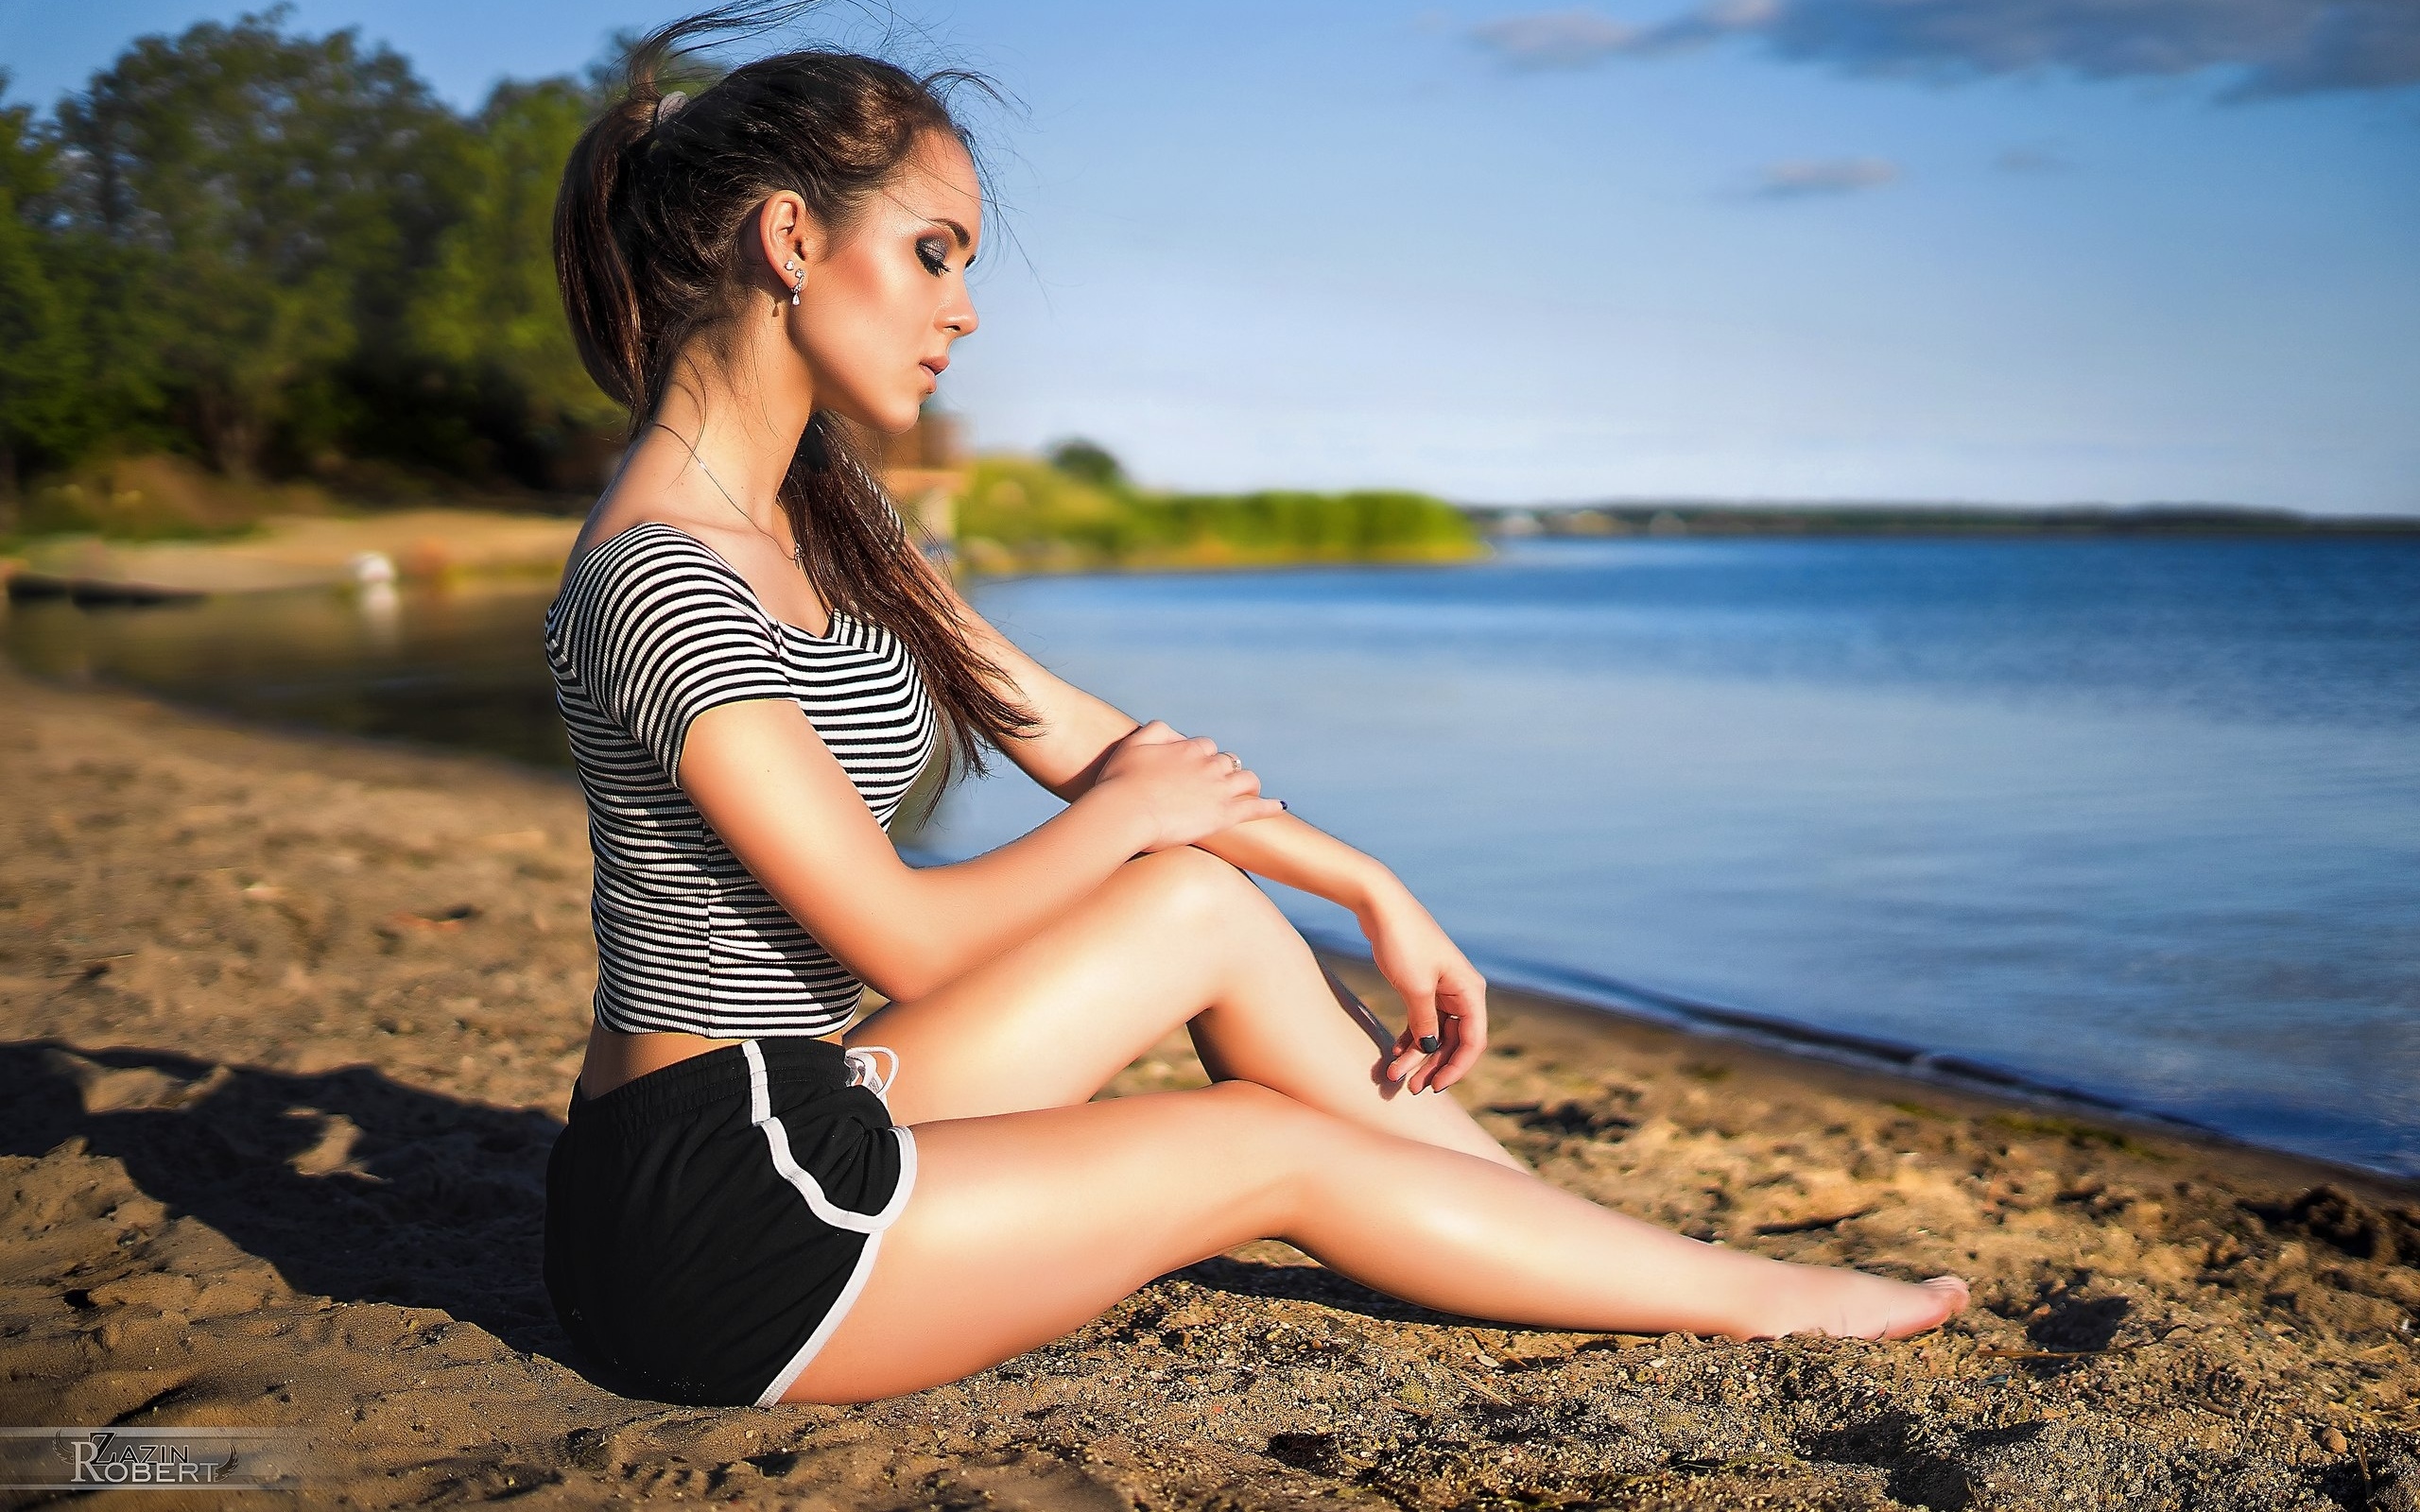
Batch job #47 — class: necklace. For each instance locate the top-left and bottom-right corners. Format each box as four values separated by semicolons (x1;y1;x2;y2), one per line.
652;421;804;571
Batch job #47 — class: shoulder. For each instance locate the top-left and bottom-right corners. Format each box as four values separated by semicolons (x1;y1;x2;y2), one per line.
563;520;747;596
550;520;788;691
558;523;767;627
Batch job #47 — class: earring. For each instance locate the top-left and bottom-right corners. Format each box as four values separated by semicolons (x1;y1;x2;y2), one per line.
786;259;803;306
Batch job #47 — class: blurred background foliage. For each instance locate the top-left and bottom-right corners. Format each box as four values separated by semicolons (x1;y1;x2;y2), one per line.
0;9;1477;568
0;9;614;529
959;442;1478;572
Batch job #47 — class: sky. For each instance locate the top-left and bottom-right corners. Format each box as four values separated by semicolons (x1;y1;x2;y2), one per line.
5;0;2417;513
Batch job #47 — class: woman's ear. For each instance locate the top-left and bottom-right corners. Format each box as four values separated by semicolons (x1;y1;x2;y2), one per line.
756;192;818;299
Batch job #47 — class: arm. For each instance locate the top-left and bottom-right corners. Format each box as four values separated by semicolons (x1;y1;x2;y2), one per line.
950;590;1397;905
953;593;1490;1093
677;698;1277;1004
679;697;1137;1002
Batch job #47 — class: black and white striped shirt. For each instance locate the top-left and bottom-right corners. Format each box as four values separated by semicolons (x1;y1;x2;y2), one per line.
545;523;939;1038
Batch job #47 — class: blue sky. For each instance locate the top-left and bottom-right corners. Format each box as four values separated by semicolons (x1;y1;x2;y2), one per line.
6;0;2417;512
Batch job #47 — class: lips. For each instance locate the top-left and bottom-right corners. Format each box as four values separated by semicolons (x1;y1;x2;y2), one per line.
919;354;949;378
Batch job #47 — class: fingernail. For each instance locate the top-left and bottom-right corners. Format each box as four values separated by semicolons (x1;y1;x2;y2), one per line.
1278;799;1288;811
1418;1035;1441;1054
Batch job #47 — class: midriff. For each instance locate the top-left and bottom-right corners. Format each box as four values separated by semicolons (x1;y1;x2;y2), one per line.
578;1022;745;1099
579;1022;857;1099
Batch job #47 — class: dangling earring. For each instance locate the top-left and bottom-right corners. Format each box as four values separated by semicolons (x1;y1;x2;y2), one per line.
785;259;804;307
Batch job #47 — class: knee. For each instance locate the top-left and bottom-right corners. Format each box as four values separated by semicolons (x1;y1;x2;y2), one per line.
1191;1078;1307;1148
1123;845;1268;930
1191;1080;1337;1178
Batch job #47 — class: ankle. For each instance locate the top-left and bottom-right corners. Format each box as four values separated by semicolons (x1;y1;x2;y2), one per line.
1716;1261;1827;1340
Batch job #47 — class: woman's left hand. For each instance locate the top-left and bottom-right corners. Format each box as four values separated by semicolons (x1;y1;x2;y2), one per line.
1362;890;1488;1094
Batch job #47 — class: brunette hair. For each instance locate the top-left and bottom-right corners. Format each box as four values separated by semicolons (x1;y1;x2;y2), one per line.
555;3;1031;773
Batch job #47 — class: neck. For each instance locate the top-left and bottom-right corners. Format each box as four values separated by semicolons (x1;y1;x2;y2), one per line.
654;329;816;535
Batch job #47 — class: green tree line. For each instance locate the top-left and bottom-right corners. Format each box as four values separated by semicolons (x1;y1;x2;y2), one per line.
959;444;1479;572
0;10;1479;566
0;9;617;529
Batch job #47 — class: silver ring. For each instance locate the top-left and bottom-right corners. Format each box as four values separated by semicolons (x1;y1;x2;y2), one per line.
1225;751;1242;772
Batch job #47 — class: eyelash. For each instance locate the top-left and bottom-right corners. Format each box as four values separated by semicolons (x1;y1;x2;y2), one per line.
916;238;949;276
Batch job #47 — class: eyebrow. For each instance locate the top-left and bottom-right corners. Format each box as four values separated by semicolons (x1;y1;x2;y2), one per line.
931;217;975;258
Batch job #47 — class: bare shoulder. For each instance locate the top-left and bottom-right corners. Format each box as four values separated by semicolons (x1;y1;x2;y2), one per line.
561;497;746;590
562;433;725;575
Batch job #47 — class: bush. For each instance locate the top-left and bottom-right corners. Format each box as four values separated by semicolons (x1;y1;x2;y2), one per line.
957;450;1479;573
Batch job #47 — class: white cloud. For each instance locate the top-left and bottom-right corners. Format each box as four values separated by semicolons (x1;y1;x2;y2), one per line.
1467;9;1646;68
1468;0;2420;96
1995;145;2074;173
1756;156;1902;197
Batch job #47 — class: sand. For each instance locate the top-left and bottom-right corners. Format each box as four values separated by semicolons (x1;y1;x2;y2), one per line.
6;510;584;601
2;662;2415;1511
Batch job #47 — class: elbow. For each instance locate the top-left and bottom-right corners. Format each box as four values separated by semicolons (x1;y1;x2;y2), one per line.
790;863;958;1005
858;946;959;1007
839;916;962;1006
865;964;942;1006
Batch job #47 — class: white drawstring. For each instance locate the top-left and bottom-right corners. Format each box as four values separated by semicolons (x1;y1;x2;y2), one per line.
842;1045;899;1103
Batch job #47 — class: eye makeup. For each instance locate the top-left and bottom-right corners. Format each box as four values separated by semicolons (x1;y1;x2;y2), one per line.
916;214;977;275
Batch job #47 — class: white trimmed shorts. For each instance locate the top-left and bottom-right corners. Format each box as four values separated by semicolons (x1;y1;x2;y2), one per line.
544;1036;914;1406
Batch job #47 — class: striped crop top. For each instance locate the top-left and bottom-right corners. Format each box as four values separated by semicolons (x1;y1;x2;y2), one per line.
544;522;940;1038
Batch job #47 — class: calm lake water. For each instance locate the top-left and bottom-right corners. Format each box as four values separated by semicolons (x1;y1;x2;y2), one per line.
10;537;2417;1174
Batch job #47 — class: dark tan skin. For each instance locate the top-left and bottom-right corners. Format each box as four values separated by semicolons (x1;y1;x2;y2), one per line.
562;133;1970;1404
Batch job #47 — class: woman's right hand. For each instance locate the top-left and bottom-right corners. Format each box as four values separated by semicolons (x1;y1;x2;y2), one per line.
1089;720;1286;852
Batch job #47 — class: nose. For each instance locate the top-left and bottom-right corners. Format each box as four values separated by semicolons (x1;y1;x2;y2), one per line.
941;297;978;339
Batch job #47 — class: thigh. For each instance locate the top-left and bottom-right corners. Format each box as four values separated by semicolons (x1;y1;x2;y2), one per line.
783;1081;1310;1403
845;847;1302;1125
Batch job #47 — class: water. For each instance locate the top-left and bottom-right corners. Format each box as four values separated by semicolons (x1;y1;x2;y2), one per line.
10;537;2417;1174
6;583;575;769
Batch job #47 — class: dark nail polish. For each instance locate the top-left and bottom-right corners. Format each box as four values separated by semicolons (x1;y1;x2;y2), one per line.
1278;799;1288;811
1418;1034;1441;1054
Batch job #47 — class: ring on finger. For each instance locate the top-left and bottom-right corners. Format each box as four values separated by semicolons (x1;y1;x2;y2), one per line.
1224;751;1243;771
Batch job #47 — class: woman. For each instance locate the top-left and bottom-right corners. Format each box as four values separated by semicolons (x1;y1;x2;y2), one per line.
540;6;1970;1411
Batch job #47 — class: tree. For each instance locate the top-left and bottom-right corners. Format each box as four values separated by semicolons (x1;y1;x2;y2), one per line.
402;77;617;487
1047;437;1126;490
46;9;461;478
0;77;87;513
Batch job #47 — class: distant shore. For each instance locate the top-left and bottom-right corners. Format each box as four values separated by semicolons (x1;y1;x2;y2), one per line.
2;495;1486;605
4;664;2414;1508
2;509;583;603
1473;502;2420;539
15;484;2410;610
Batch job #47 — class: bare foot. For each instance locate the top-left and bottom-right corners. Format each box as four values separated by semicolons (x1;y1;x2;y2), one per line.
1762;1269;1970;1341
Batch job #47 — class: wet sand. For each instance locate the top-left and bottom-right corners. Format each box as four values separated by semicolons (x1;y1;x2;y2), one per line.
2;664;2415;1510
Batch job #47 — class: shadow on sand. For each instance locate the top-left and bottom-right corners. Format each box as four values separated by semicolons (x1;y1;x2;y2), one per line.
0;1039;571;1357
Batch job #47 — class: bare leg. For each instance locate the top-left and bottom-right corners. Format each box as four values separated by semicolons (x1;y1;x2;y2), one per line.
850;847;1521;1167
788;1083;1966;1403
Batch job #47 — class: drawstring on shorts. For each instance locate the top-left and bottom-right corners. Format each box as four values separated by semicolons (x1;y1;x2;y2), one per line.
841;1045;899;1104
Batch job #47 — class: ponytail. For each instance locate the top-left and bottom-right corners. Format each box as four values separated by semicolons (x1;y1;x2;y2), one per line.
553;88;655;413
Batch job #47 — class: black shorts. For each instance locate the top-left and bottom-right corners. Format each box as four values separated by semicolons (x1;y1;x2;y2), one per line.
543;1037;915;1406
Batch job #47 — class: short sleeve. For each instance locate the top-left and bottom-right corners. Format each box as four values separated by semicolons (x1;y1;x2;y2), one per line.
555;526;793;779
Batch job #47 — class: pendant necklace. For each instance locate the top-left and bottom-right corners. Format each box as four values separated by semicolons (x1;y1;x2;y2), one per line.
653;421;804;571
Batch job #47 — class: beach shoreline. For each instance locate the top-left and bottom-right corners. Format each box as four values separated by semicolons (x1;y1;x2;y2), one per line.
2;665;2414;1510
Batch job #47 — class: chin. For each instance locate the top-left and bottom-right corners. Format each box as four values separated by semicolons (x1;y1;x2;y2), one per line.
834;396;923;436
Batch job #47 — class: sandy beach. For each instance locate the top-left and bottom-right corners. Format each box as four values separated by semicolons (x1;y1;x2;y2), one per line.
2;662;2415;1510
